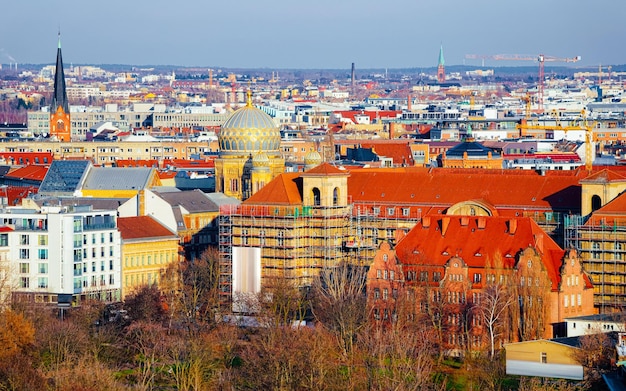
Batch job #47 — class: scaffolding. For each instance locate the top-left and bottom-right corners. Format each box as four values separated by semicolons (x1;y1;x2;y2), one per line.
565;214;626;312
218;201;425;304
218;203;352;302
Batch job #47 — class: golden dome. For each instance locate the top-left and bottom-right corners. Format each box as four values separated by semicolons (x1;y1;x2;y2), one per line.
219;91;281;156
252;151;270;167
304;149;322;166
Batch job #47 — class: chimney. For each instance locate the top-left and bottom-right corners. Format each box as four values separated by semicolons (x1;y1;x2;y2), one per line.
441;217;450;236
508;218;518;235
351;62;355;88
422;216;431;228
460;216;469;226
407;94;412;111
477;216;486;229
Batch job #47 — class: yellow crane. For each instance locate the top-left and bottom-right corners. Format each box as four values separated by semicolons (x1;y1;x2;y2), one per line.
465;54;581;112
516;109;596;172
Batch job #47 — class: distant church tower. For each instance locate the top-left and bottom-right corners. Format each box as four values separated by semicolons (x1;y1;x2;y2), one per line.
49;33;71;141
437;45;446;84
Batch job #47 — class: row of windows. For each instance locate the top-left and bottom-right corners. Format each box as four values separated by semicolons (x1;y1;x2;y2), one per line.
19;249;49;260
375;269;395;280
124;253;171;268
124;272;158;287
372;287;398;300
19;262;48;274
20;276;48;289
563;293;582;308
73;260;115;276
73;274;115;289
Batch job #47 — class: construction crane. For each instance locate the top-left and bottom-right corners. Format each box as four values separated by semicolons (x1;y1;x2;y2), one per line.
464;54;581;112
516;108;596;172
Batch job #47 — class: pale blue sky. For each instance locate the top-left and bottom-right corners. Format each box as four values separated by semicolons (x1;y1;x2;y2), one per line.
1;0;624;69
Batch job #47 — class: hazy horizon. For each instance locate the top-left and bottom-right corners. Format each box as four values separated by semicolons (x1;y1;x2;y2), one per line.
2;1;625;69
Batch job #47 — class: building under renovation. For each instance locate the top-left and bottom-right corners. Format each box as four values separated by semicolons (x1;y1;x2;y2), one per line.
218;164;589;310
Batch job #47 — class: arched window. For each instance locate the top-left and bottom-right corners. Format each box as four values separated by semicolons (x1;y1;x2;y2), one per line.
592;195;602;212
312;187;321;206
333;187;339;206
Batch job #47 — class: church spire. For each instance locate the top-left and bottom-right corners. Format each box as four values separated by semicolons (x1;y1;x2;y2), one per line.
51;32;69;114
437;44;446;84
49;32;71;141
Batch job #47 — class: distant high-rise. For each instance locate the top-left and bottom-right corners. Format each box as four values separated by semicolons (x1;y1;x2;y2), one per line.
437;45;446;84
49;33;71;141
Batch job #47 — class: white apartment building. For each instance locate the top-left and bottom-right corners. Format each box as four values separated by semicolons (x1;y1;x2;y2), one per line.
5;205;121;305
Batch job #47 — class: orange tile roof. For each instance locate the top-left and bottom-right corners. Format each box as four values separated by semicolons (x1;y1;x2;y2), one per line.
117;216;177;240
395;215;568;290
5;165;48;181
347;167;583;213
157;171;178;180
358;141;414;165
244;166;585;213
245;173;302;205
580;168;626;183
304;163;348;176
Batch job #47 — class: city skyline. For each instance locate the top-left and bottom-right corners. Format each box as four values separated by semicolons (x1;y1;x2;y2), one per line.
2;0;625;69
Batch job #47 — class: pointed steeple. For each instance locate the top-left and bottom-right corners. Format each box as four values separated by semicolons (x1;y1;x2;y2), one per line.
50;32;69;114
437;44;446;84
438;45;445;66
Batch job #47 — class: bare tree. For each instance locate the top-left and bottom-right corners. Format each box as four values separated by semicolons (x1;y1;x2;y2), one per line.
257;276;308;328
310;262;368;357
479;283;514;359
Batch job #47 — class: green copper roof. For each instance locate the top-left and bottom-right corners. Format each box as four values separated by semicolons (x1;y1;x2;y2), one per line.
438;45;445;66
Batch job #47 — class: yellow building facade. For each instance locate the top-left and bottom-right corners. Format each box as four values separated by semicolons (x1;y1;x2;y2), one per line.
117;216;179;299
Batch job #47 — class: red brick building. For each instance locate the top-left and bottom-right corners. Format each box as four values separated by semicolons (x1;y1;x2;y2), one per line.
367;215;595;355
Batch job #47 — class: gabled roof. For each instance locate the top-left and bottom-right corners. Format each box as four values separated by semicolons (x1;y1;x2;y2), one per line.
155;189;220;212
303;163;348;176
117;216;177;241
394;215;566;290
82;167;155;191
580;168;626;183
245;173;302;205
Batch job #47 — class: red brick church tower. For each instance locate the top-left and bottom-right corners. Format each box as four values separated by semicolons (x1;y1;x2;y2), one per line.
49;33;71;141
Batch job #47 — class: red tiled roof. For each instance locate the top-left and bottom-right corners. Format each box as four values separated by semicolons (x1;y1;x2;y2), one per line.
164;159;215;169
304;163;348;176
157;171;178;180
245;173;302;205
117;216;177;240
0;152;54;165
347;167;583;212
116;159;159;168
359;141;414;165
581;168;626;183
5;165;48;181
244;166;585;213
395;215;567;290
